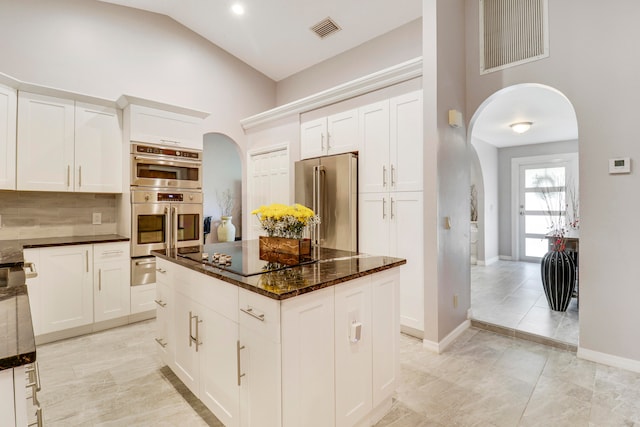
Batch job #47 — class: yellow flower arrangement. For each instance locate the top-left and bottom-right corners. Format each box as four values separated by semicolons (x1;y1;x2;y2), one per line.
251;203;320;239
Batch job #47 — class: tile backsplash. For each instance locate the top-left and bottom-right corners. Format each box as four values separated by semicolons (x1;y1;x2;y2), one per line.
0;191;118;239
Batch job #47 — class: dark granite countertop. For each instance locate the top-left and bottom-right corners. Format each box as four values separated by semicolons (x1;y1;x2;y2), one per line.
0;234;129;266
0;284;36;370
154;240;406;301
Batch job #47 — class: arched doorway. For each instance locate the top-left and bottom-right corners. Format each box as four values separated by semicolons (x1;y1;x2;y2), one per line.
202;132;242;243
467;83;580;345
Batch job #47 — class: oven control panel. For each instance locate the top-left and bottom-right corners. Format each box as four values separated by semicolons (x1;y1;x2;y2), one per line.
131;190;203;204
133;144;201;160
158;193;183;202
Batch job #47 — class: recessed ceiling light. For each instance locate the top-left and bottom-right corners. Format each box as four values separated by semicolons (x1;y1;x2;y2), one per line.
510;121;533;134
231;3;245;16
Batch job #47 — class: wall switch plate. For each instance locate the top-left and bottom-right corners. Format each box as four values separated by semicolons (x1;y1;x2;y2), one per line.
92;212;102;225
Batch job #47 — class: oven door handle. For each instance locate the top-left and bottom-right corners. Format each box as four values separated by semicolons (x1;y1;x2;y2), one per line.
164;206;171;251
172;206;178;251
133;155;201;167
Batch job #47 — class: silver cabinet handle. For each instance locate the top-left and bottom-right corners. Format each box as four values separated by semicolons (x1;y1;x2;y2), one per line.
326;131;331;150
101;250;124;256
98;269;102;291
382;165;387;187
391;164;396;187
189;311;202;352
382;198;387;219
78;165;82;187
67;165;70;187
86;250;89;272
154;299;167;308
391;197;395;220
237;340;245;386
156;267;167;274
155;337;167;348
320;133;325;151
25;362;41;392
28;407;43;427
240;306;265;322
23;262;38;279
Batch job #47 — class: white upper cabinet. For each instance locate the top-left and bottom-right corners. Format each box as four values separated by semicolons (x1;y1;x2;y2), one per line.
359;90;423;193
17;92;75;192
17;92;122;193
127;104;204;150
0;84;17;190
389;91;423;192
75;102;122;193
300;109;358;159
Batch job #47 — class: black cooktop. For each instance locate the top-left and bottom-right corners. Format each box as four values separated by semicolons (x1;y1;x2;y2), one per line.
177;241;316;277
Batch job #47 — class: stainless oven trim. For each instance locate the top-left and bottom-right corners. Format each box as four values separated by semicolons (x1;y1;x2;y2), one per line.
131;147;203;189
133;154;202;167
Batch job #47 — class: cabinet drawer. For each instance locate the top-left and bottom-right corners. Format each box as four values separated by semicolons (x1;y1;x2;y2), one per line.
155;258;174;283
239;289;281;343
94;242;129;262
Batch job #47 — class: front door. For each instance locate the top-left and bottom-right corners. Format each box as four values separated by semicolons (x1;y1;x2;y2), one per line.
517;161;574;262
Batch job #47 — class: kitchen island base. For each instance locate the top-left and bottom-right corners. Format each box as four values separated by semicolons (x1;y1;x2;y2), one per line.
154;245;403;427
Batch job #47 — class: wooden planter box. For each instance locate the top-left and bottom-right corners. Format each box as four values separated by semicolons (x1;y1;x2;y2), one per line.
259;236;311;264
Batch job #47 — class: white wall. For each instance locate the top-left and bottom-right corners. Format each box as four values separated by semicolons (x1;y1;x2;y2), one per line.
276;18;422;105
203;133;242;242
0;0;276;149
422;0;469;345
465;0;640;364
471;138;499;264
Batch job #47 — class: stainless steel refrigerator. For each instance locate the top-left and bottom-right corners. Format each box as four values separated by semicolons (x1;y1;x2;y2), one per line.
294;153;358;252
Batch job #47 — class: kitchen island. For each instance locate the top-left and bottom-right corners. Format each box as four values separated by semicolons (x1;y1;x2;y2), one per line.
153;240;406;427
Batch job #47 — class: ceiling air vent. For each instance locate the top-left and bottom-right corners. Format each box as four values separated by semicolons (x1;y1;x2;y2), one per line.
480;0;549;74
311;17;341;39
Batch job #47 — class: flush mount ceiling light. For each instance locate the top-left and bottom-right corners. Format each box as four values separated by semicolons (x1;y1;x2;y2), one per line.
510;121;533;134
231;3;245;16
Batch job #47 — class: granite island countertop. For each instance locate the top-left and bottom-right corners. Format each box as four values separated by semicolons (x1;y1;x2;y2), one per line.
154;240;406;300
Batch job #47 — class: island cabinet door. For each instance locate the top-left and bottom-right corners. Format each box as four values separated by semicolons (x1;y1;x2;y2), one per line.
172;290;201;394
371;269;400;409
281;287;335;427
334;277;373;427
238;289;282;427
199;306;240;427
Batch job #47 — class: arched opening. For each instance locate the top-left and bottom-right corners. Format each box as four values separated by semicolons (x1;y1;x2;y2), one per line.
202;132;242;243
467;83;580;346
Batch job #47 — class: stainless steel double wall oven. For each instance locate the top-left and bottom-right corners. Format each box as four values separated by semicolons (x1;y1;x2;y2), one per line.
130;144;203;286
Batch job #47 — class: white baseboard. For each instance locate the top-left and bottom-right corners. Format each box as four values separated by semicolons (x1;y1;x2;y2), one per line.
478;256;501;266
577;347;640;374
422;319;470;354
499;255;512;261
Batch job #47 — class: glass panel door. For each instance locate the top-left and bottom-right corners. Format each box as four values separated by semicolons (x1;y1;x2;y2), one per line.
518;164;568;261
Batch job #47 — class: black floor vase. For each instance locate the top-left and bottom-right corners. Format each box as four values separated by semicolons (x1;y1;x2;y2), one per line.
541;250;576;312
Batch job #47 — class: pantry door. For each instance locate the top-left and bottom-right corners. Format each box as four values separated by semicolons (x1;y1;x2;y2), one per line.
247;145;289;239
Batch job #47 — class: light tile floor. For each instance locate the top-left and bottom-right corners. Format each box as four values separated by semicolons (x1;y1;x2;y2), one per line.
471;260;579;346
36;320;640;426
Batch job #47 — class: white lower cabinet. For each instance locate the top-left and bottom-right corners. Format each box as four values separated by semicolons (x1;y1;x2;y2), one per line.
94;242;130;322
360;191;424;332
334;278;372;427
160;261;400;427
281;286;335;427
24;242;132;340
39;244;93;334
